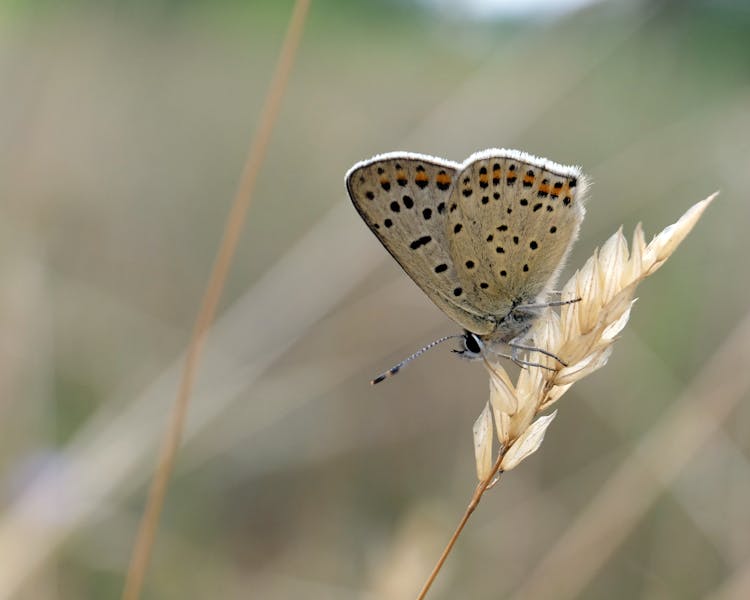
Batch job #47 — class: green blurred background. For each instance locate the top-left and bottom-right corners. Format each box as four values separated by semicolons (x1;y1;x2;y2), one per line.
1;0;749;598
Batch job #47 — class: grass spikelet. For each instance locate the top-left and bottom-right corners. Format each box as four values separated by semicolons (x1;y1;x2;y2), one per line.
423;193;717;600
482;194;716;463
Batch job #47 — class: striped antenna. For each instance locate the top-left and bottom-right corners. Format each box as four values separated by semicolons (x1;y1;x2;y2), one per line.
371;334;463;385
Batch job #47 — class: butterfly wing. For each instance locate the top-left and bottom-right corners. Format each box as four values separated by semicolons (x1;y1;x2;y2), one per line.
346;152;494;335
445;149;587;319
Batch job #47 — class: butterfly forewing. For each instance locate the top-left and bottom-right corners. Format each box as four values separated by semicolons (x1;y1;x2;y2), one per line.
445;150;586;320
346;153;493;334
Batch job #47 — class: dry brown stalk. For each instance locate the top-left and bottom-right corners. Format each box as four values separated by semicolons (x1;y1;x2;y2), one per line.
120;2;312;598
416;193;717;600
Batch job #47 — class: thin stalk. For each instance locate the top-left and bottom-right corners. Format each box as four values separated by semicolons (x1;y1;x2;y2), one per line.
121;2;312;598
416;452;505;600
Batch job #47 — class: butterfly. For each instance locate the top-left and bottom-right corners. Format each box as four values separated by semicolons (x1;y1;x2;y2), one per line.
346;148;588;382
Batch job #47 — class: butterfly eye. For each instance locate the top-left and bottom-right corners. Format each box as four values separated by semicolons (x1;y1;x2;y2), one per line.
462;332;483;358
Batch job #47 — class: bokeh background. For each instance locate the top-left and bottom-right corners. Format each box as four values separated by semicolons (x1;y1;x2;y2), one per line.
1;0;749;598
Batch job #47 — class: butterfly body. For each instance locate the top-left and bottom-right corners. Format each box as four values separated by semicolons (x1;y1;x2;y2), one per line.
346;148;588;354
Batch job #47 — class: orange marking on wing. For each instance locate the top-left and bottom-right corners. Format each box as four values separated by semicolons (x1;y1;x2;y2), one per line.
523;173;535;185
479;173;488;185
539;182;550;195
492;167;502;183
436;172;451;186
416;172;429;184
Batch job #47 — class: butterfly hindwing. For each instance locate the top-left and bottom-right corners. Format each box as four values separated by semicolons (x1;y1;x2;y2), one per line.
445;149;587;321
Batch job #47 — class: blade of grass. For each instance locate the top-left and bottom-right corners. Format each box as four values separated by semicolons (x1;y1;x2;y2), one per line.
121;1;312;598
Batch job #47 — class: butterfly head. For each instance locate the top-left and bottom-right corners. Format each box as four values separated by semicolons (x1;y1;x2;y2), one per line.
453;331;485;360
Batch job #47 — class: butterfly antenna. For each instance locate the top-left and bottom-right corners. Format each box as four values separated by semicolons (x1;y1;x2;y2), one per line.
371;335;463;385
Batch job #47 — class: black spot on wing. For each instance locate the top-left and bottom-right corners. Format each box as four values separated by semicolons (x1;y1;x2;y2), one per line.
409;236;432;250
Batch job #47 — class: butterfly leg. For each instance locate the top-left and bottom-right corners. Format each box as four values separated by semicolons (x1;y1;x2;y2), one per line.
509;341;568;368
512;356;557;371
484;344;557;372
514;297;582;310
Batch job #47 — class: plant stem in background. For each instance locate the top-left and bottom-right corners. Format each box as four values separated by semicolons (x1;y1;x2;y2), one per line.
121;2;312;598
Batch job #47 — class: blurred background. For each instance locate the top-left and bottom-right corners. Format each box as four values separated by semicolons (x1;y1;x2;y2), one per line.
1;0;749;598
